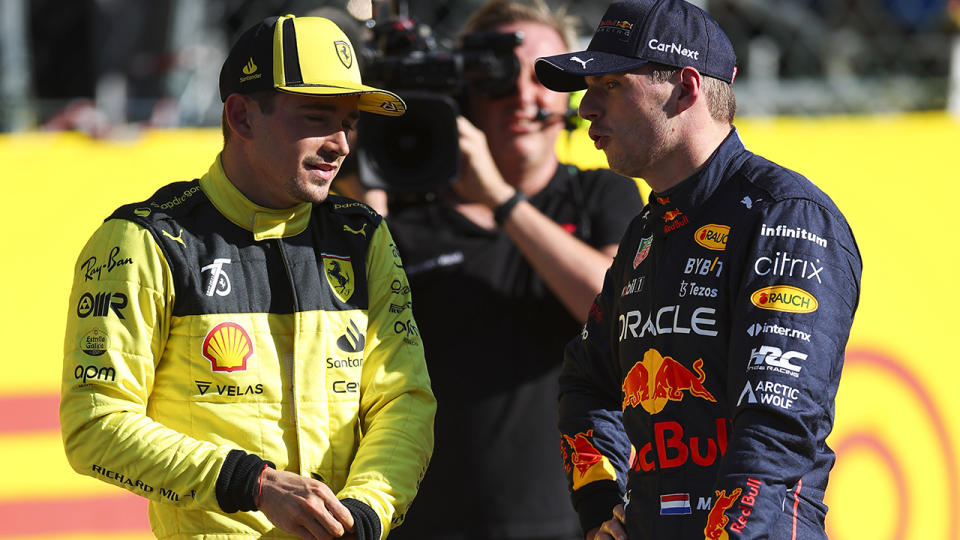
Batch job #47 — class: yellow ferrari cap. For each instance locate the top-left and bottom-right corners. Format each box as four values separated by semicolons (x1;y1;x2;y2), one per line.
218;15;405;116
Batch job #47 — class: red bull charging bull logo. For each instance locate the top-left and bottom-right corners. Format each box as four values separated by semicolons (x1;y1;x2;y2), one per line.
704;488;741;540
562;429;618;490
622;349;716;413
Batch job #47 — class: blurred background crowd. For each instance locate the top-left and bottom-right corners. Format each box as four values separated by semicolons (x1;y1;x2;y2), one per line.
2;0;959;137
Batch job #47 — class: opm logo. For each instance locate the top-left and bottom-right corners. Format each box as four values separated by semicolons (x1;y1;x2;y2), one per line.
74;364;116;385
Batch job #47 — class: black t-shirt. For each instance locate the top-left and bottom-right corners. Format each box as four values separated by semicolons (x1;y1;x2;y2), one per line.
387;165;643;539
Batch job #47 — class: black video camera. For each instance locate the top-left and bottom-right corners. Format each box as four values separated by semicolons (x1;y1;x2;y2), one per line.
357;16;522;192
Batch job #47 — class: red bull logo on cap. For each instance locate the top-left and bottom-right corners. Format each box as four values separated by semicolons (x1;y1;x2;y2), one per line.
561;429;618;489
622;349;716;413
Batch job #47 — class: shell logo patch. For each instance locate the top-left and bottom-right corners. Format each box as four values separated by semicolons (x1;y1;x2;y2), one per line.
202;322;253;372
323;253;355;303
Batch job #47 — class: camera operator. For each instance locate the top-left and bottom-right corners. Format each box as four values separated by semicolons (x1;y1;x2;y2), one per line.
385;1;643;538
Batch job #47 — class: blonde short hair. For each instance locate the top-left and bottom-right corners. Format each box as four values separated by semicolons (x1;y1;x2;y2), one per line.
460;0;579;50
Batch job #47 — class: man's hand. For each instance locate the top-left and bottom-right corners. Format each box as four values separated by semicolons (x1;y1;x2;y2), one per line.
451;116;515;209
257;467;355;540
585;504;628;540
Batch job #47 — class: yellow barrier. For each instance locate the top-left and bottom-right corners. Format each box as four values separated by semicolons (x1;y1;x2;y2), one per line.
0;113;957;538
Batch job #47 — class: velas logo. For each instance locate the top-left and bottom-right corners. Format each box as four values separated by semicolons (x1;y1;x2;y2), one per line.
622;348;716;414
202;322;254;372
695;224;730;251
704;488;741;540
335;41;352;68
561;429;618;489
750;285;818;313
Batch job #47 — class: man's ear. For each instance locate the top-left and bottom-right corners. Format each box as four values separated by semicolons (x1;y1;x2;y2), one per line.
224;94;256;140
676;66;703;114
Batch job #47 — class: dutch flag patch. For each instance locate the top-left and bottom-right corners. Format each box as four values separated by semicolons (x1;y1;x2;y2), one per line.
659;493;692;515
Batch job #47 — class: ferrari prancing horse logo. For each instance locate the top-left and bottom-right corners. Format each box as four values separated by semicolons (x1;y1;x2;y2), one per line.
323;253;354;303
334;41;352;68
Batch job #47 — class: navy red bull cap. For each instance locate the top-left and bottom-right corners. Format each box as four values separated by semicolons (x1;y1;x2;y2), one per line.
535;0;737;92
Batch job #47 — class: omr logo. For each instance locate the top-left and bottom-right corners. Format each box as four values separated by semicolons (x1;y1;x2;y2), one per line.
202;322;253;372
695;224;730;251
750;285;818;313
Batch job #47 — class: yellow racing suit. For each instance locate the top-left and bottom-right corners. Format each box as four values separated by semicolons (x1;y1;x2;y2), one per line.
60;157;435;539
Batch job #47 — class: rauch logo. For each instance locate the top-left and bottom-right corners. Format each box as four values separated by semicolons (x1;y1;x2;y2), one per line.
750;285;817;313
694;224;729;251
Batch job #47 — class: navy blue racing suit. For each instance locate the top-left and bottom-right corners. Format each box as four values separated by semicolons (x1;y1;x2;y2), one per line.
558;129;862;539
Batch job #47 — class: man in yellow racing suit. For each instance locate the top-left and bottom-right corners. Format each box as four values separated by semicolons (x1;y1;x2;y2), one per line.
60;15;435;540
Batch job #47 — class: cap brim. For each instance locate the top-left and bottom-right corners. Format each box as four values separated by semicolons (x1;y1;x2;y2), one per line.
277;81;407;116
536;51;649;92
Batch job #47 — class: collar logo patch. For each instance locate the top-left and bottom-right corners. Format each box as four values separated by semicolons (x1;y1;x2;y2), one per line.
202;322;253;372
335;41;352;68
323;253;355;303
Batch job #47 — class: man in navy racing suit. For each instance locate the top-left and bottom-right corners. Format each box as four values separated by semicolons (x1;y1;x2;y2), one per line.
534;1;862;538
